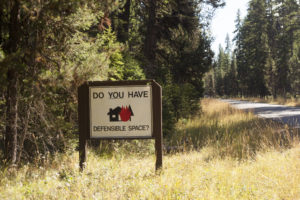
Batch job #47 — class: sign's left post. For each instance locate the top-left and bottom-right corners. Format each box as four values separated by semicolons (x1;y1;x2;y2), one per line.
78;84;89;171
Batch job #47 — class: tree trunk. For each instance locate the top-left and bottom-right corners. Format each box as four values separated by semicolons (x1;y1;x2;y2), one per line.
143;0;158;77
17;104;31;164
4;0;20;166
5;70;18;165
117;0;131;43
0;0;3;44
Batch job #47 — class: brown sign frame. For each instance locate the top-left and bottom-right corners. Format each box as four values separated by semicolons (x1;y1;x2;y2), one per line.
78;80;162;171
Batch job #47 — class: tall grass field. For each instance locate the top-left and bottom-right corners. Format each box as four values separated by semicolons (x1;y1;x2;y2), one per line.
0;98;299;199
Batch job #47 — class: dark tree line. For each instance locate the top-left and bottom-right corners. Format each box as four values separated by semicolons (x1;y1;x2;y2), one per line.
205;0;300;98
0;0;224;166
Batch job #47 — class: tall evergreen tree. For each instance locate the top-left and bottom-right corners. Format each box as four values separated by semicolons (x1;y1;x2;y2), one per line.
264;0;279;97
216;0;299;98
223;34;232;95
233;9;243;55
236;0;269;97
275;0;299;96
287;1;300;96
233;9;248;96
139;0;223;133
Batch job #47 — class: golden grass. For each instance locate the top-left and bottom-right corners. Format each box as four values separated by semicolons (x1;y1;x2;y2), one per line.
0;98;299;199
1;146;300;199
166;98;298;159
236;96;300;107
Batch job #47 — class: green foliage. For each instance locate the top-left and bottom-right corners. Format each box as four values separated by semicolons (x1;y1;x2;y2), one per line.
109;0;217;135
209;40;238;97
0;48;4;61
151;2;214;133
122;54;145;80
161;73;178;135
162;72;203;135
0;0;134;164
203;70;215;96
0;48;7;89
108;50;145;81
289;39;300;95
0;0;222;164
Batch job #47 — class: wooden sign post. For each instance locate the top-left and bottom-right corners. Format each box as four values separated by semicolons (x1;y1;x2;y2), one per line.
78;80;162;171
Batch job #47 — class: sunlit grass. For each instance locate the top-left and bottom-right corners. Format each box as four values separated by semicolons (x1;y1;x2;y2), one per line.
0;98;299;199
166;98;298;159
1;146;300;199
235;96;300;107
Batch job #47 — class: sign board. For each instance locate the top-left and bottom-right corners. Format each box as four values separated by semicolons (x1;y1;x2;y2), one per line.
78;80;162;171
90;86;152;138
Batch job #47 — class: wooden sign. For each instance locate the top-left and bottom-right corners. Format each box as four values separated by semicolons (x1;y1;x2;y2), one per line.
78;80;162;171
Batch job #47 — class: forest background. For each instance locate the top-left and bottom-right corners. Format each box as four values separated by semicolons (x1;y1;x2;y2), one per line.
205;0;300;98
0;0;299;167
0;0;224;166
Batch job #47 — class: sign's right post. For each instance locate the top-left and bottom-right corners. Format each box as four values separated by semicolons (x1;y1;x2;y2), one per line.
152;80;163;171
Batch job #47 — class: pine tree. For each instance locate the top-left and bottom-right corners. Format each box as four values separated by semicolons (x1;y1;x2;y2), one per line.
233;9;248;96
233;9;243;55
235;0;269;97
275;0;299;96
265;0;279;98
288;1;300;96
140;0;221;133
232;0;299;98
204;70;216;96
223;34;232;96
227;52;239;96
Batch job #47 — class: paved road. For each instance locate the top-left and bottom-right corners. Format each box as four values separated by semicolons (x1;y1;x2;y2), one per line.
222;99;300;128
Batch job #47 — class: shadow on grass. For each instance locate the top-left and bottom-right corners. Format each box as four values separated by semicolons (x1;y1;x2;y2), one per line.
89;139;155;159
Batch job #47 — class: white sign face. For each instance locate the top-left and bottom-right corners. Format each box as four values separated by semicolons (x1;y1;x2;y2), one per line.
89;86;152;138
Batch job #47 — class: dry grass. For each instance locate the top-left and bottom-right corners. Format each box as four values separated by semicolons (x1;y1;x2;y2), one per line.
0;98;299;199
235;96;300;107
1;146;300;199
166;98;298;159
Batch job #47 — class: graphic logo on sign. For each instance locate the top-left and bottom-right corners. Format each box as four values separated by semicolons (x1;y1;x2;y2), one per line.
107;105;134;122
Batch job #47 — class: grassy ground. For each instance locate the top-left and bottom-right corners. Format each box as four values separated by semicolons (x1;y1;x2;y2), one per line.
166;98;298;159
1;147;300;199
233;96;300;107
0;99;299;199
